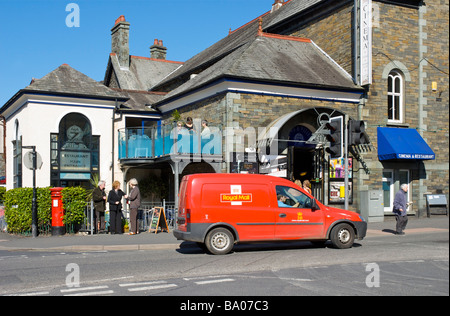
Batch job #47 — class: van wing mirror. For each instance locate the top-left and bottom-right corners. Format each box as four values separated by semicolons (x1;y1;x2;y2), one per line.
311;199;320;211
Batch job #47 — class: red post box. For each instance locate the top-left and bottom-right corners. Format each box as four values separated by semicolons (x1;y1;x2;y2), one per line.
50;187;65;236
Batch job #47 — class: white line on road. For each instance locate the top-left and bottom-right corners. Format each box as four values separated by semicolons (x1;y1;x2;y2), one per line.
119;280;167;287
127;283;178;292
6;291;50;296
60;285;109;293
195;278;235;285
64;290;114;296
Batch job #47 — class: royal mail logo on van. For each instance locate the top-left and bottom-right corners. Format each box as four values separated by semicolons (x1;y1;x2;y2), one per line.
220;185;252;206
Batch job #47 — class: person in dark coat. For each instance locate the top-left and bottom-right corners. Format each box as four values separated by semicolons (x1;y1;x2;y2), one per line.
127;178;141;235
92;180;106;233
393;184;410;235
108;181;127;234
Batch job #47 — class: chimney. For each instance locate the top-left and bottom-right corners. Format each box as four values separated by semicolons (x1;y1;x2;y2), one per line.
271;0;283;13
111;15;130;68
150;39;167;60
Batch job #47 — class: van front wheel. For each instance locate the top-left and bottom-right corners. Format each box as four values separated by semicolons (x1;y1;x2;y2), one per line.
205;228;234;255
330;223;355;249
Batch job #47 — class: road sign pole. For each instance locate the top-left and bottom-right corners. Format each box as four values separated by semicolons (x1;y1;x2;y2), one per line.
344;115;349;210
23;145;38;238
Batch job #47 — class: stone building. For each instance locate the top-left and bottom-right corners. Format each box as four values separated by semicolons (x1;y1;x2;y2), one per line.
1;0;448;217
108;0;448;215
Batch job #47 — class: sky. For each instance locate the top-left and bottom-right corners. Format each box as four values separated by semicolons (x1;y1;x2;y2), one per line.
0;0;275;106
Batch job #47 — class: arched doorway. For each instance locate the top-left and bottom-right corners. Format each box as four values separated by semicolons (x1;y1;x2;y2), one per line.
258;107;348;203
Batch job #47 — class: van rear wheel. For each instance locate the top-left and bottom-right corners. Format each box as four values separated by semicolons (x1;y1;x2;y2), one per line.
205;228;234;255
330;223;355;249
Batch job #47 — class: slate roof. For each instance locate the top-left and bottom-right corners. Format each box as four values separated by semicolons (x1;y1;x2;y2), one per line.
151;0;327;92
104;54;183;91
151;0;359;105
24;64;126;100
112;88;165;113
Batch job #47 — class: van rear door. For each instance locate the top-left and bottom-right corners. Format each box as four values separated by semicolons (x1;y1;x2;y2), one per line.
177;177;189;232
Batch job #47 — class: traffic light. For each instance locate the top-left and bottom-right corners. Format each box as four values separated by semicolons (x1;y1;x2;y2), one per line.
349;120;369;145
325;116;343;159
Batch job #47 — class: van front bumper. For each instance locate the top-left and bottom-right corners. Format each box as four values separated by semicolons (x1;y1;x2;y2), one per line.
353;220;368;240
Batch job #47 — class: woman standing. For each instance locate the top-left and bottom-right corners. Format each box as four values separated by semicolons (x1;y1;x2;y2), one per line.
108;181;127;234
303;180;312;195
127;178;141;235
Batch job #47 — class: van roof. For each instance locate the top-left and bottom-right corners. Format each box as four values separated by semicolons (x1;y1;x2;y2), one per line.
183;173;296;185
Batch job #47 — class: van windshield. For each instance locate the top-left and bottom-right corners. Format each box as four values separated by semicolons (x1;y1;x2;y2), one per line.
276;185;312;209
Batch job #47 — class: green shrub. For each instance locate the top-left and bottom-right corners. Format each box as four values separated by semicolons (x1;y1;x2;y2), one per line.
4;187;52;234
4;186;88;234
61;187;87;226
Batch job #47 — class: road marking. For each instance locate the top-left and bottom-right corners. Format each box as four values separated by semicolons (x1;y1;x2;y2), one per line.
60;285;113;296
195;278;235;285
64;290;114;296
127;283;177;292
119;280;167;287
6;291;50;296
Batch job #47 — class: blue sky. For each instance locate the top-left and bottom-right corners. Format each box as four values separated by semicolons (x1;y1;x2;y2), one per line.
0;0;275;105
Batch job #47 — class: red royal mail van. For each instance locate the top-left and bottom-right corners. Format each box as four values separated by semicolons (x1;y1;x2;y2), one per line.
174;174;367;255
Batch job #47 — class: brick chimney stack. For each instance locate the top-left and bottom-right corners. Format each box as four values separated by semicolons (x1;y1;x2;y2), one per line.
111;15;130;68
150;39;167;60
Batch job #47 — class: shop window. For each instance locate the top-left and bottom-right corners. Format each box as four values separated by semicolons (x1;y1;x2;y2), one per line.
387;70;404;123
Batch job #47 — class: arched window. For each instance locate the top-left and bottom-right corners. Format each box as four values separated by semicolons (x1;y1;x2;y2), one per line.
51;113;99;188
387;70;404;123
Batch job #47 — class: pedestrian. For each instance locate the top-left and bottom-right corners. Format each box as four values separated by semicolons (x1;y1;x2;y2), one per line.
201;120;211;139
184;117;195;131
92;180;107;233
393;184;410;235
303;180;312;195
108;180;127;234
127;178;141;235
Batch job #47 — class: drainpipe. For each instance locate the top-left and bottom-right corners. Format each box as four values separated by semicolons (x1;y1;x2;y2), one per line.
0;114;6;184
111;99;118;183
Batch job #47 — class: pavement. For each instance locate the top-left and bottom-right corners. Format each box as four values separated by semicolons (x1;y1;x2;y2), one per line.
0;215;448;253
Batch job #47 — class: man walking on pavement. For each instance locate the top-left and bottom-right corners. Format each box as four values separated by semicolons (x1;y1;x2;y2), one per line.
393;184;411;235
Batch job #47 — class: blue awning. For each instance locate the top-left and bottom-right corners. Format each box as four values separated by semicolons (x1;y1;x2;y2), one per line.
377;127;435;161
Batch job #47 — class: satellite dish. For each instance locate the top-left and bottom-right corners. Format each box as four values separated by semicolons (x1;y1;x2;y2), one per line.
23;151;43;170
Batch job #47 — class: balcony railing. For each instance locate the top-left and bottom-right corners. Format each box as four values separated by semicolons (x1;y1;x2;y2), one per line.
118;123;222;160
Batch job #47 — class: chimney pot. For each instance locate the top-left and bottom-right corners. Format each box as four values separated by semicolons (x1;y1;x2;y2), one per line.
115;15;126;25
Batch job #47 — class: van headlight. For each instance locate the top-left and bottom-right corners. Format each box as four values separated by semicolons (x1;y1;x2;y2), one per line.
358;214;366;222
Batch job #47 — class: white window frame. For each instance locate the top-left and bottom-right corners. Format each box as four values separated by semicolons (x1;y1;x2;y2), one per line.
387;70;404;123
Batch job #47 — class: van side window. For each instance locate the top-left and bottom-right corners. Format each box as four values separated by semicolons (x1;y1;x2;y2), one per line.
276;185;312;209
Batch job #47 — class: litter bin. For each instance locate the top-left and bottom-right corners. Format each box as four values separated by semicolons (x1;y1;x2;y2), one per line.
50;187;65;236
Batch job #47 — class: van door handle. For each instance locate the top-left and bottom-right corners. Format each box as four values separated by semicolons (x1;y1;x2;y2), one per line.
279;213;286;218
